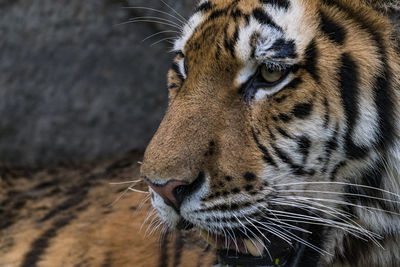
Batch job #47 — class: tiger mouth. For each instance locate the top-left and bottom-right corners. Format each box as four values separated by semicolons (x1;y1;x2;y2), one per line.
197;227;309;267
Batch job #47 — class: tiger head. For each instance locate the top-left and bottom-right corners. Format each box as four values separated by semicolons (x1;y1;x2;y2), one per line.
140;0;400;266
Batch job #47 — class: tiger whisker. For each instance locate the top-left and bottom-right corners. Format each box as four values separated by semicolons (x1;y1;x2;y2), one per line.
276;189;400;205
145;215;161;237
128;187;149;194
248;218;293;245
263;206;381;241
140;208;157;232
264;219;330;255
274;181;400;199
142;30;180;42
273;196;381;235
250;205;340;254
270;199;349;220
268;200;374;241
227;224;240;254
234;214;271;259
117;19;182;30
160;0;188;23
277;197;355;219
286;195;400;217
270;213;381;246
136;194;151;213
128;16;182;28
242;215;272;244
149;219;164;236
151;37;178;47
253;202;315;234
122;6;186;24
159;225;169;243
109;186;131;207
109;179;141;185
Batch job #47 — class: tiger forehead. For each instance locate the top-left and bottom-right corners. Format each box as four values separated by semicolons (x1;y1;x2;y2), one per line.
176;0;317;65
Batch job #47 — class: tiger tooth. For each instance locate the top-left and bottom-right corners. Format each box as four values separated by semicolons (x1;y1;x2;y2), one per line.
199;229;219;249
243;238;265;257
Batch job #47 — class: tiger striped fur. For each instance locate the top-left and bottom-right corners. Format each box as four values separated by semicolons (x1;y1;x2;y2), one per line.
0;151;216;267
141;0;400;266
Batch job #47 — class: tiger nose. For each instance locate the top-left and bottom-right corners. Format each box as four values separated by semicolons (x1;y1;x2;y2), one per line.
144;179;189;212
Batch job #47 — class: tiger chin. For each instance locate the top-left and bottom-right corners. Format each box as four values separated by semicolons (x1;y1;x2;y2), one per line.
140;0;400;266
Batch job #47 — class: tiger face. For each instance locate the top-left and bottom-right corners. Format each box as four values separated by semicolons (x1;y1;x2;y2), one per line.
141;0;400;266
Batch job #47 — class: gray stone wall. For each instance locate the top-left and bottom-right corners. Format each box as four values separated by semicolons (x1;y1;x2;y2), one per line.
0;0;194;166
0;0;398;166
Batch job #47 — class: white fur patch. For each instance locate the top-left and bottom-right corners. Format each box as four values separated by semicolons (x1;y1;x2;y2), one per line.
235;17;284;63
265;0;316;57
235;61;258;85
178;58;187;80
173;12;205;53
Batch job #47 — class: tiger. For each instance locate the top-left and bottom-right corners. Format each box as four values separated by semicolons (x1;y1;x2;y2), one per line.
140;0;400;266
0;151;216;267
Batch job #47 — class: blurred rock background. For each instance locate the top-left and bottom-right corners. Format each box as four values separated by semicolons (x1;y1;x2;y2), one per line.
0;0;398;166
0;0;194;166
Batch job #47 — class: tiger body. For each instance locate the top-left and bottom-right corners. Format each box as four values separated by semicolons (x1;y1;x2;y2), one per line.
141;0;400;266
1;0;400;266
0;152;216;267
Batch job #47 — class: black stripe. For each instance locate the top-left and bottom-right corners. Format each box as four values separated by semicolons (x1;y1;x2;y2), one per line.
373;62;394;150
276;126;292;139
171;62;185;83
322;0;395;152
252;8;282;31
231;8;244;20
39;192;87;222
303;40;320;82
101;254;113;267
297;136;311;164
319;10;346;45
195;1;212;12
21;216;76;267
274;94;288;103
266;125;276;140
335;234;369;266
215;44;221;60
323;97;330;128
339;53;369;159
168;83;179;90
346;160;397;212
196;246;212;267
329;161;346;180
270;38;297;58
278;113;292;122
321;123;339;173
223;25;239;57
296;223;327;267
159;234;169;267
270;144;314;176
286;77;302;89
273;77;302;103
251;128;278;167
173;231;184;267
292;102;313;119
260;0;290;9
207;9;227;21
197;201;252;213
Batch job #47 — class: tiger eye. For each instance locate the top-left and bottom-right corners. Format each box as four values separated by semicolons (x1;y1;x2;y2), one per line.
260;65;284;83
